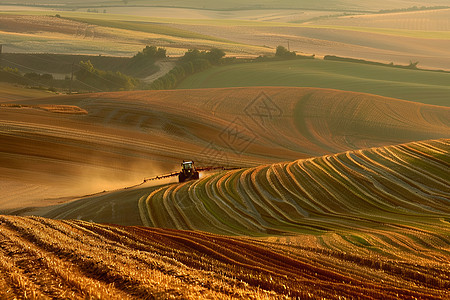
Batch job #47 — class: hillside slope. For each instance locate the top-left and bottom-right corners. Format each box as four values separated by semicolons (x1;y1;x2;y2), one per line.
0;215;448;299
139;139;450;234
177;60;450;107
45;139;450;262
1;87;449;211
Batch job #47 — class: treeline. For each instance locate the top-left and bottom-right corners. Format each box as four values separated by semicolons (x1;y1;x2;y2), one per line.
0;62;139;93
149;48;225;90
377;6;449;14
0;45;315;92
324;55;422;69
4;43;447;93
323;55;450;73
74;46;167;91
255;45;315;62
75;60;139;91
0;67;58;92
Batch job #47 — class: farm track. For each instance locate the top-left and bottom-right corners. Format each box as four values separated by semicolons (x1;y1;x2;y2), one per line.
0;215;448;299
140;139;450;259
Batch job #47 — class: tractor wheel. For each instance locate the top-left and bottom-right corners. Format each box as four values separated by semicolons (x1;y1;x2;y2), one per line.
193;172;200;180
178;173;185;183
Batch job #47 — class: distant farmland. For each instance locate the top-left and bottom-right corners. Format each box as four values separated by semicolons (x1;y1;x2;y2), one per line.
178;59;450;107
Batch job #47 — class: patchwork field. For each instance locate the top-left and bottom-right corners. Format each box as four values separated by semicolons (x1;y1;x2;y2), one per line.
2;6;450;69
0;13;266;57
178;59;450;106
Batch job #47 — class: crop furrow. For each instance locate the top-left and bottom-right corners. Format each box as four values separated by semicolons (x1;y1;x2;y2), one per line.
0;216;128;299
204;175;263;234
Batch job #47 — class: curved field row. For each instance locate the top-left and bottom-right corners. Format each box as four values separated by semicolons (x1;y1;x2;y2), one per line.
0;215;448;299
140;139;450;256
1;87;449;212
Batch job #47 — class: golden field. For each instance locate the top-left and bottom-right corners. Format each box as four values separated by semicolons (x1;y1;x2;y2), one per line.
0;214;448;299
1;87;448;213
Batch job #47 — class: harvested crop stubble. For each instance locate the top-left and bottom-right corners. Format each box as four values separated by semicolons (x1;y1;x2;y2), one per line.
0;215;448;299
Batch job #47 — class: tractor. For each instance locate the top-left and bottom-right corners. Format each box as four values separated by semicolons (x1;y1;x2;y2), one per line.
178;160;199;183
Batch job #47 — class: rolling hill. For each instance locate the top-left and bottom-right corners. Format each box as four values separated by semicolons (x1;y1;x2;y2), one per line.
2;6;450;69
178;59;450;107
1;3;449;298
5;0;450;11
1;87;449;213
306;8;450;31
138;138;450;235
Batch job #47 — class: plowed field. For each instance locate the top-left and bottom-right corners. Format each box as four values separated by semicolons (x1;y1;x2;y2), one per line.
0;215;448;299
1;87;449;211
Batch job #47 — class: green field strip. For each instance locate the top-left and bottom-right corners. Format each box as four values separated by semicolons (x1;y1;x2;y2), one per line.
320;155;402;212
235;169;277;224
178;60;450;107
196;178;255;234
355;148;445;212
372;146;450;199
300;159;367;213
291;161;349;214
337;150;439;203
413;140;449;156
169;183;202;230
152;186;183;229
284;162;328;213
207;179;269;234
249;166;308;223
37;10;450;40
218;171;247;208
138;194;152;227
385;145;450;192
186;181;240;234
289;161;343;214
333;158;447;214
238;168;292;226
266;164;312;218
396;143;450;174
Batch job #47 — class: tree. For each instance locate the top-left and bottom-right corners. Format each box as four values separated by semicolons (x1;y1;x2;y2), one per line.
205;48;225;64
75;60;138;91
180;49;201;62
408;61;419;69
275;45;296;58
75;60;96;81
133;46;166;61
180;48;225;65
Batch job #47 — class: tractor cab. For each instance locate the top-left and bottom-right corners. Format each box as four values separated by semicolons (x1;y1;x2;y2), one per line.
182;161;194;171
179;161;199;183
